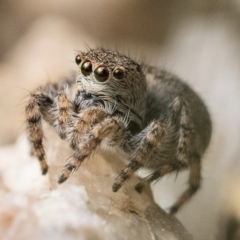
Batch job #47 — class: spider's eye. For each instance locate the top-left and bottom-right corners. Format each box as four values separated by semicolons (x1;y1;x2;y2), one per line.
113;68;124;79
81;60;92;76
94;66;109;82
75;55;82;65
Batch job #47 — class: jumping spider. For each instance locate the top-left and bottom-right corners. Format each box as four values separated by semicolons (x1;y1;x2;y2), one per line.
25;48;212;214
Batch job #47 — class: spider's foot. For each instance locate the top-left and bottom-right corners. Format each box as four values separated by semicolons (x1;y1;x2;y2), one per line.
42;166;48;175
40;161;48;175
112;182;122;192
169;205;179;215
58;174;68;184
134;182;144;194
58;164;76;184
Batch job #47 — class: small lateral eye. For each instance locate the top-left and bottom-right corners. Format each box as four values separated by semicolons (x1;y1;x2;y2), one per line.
81;60;92;76
113;68;124;79
94;66;109;82
75;55;82;65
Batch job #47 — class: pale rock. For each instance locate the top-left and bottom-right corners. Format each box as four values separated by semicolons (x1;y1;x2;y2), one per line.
0;130;192;240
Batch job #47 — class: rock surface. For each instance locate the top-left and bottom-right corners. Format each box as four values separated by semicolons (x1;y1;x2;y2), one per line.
0;129;192;240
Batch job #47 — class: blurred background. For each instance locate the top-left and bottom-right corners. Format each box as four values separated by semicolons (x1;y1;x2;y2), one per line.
1;0;240;239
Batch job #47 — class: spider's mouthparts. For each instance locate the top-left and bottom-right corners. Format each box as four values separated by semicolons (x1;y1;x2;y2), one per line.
82;92;92;100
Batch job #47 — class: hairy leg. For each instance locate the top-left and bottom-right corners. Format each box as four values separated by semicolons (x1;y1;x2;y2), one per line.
112;98;184;192
170;156;201;214
173;98;194;164
67;106;108;149
58;116;125;183
54;89;72;139
115;96;198;214
26;95;49;174
112;120;165;192
167;97;200;214
25;78;75;174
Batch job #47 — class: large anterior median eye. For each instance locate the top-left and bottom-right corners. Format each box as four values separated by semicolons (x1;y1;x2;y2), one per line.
81;60;92;76
75;55;82;65
94;66;109;82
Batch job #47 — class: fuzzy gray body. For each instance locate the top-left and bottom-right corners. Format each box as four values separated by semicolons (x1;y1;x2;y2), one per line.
25;48;212;214
143;68;211;168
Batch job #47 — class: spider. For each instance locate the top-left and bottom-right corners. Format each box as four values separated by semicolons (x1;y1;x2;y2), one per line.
25;48;212;214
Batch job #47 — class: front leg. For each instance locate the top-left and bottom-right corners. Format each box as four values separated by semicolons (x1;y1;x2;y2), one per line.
67;106;108;149
25;79;75;174
26;95;49;174
112;120;165;192
58;116;125;184
54;89;72;139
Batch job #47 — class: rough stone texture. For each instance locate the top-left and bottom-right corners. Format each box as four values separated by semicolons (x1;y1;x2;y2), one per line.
0;129;192;240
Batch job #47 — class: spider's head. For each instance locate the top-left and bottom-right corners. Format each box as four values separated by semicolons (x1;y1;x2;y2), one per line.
75;48;147;127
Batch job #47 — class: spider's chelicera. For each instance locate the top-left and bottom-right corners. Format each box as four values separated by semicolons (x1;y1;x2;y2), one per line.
25;48;212;214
